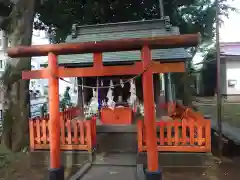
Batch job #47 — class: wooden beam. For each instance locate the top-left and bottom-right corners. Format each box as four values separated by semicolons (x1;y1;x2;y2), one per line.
22;69;48;79
22;62;185;79
151;61;185;73
59;62;142;77
7;34;200;58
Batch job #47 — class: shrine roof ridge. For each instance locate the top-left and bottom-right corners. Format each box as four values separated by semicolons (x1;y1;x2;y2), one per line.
56;19;194;66
75;18;165;29
71;18;167;37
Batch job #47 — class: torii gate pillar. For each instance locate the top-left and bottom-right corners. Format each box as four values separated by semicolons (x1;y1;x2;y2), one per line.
48;53;64;180
142;46;162;180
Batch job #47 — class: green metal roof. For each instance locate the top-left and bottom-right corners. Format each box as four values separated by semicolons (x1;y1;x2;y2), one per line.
41;19;191;67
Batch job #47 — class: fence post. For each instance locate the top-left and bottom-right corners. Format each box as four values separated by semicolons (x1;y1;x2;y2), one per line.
29;119;35;151
86;121;92;151
137;120;143;152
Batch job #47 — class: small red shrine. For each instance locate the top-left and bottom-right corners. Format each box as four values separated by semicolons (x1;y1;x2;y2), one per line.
7;19;211;180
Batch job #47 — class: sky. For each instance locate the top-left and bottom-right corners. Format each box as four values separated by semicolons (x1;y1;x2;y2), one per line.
31;31;49;65
220;0;240;42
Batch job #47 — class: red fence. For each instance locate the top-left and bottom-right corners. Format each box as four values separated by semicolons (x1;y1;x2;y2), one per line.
60;107;81;120
40;107;81;122
137;119;211;152
29;108;96;151
137;104;211;152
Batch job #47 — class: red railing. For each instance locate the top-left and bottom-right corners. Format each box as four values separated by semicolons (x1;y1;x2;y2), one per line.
159;102;177;116
29;108;96;151
60;107;81;120
40;107;81;121
172;104;206;123
137;110;211;152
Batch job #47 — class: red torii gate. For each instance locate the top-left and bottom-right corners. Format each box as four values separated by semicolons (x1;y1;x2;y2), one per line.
7;33;200;180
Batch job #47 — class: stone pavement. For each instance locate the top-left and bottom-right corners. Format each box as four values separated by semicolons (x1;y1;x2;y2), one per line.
77;131;216;180
78;153;240;180
80;165;136;180
70;128;240;180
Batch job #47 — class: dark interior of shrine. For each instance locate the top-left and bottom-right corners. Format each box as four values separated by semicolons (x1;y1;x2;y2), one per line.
77;74;161;105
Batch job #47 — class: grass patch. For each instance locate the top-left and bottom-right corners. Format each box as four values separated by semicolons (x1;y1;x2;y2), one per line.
0;144;47;180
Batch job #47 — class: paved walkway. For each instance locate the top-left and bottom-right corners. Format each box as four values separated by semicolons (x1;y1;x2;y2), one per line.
79;153;240;180
81;165;136;180
73;127;240;180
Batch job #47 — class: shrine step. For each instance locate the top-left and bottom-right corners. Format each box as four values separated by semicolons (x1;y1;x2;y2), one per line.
93;152;137;166
96;125;137;133
96;132;137;153
137;152;214;167
30;151;92;166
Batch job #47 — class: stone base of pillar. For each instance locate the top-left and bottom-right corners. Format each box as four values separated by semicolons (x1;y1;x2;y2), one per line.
49;166;64;180
145;170;162;180
136;164;162;180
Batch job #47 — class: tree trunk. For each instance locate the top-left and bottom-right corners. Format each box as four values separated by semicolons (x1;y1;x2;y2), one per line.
153;74;161;118
182;72;193;106
1;0;35;152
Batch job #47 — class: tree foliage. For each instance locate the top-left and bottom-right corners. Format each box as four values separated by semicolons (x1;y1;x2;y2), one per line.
200;46;217;96
34;0;235;43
